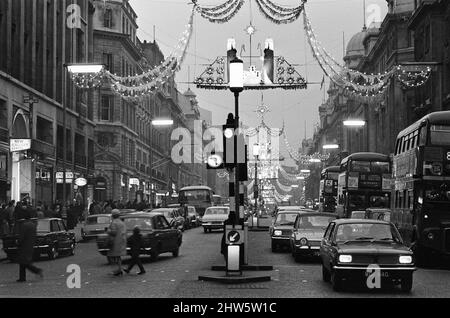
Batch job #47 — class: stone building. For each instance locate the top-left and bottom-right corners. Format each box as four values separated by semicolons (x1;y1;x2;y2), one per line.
0;0;96;206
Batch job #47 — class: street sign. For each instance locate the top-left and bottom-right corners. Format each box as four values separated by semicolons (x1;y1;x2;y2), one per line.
74;177;87;187
10;139;31;152
226;228;244;245
129;178;140;185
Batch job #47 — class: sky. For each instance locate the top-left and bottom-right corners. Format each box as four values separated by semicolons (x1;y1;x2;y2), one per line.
129;0;388;166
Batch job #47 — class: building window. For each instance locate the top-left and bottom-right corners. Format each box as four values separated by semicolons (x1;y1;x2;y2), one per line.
36;116;53;144
100;95;113;121
0;99;6;129
102;53;114;73
103;9;112;28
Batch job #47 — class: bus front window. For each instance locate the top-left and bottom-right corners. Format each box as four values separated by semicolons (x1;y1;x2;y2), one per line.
430;125;450;146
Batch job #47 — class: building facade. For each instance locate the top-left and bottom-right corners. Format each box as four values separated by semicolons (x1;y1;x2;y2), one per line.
0;0;96;206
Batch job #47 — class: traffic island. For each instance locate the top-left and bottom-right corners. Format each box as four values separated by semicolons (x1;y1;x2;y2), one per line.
198;272;272;284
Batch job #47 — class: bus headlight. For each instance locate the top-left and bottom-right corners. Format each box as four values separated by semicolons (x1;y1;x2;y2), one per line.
299;238;308;246
399;256;413;264
338;255;352;263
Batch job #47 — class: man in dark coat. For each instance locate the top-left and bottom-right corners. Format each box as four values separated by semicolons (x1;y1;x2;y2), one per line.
16;211;43;282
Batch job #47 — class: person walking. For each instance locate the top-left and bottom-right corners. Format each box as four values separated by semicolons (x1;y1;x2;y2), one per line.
6;201;15;234
124;226;146;275
16;211;43;282
107;209;126;276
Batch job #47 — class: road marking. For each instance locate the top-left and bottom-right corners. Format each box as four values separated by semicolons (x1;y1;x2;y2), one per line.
302;280;308;283
170;279;175;282
142;280;146;283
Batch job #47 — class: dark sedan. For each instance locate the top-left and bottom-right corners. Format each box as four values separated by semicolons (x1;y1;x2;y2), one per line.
290;212;336;261
320;219;416;292
2;218;76;260
96;212;182;261
270;211;303;252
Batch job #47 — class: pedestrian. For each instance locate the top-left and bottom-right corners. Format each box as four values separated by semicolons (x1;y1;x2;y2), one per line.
67;204;76;230
0;203;7;237
104;202;112;215
124;226;146;275
6;200;15;233
107;209;127;276
53;203;62;218
16;211;43;282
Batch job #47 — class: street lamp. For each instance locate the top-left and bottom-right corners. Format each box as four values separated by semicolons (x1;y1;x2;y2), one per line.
323;144;339;150
343;120;366;127
253;143;260;215
152;119;174;126
229;56;244;226
64;63;103;205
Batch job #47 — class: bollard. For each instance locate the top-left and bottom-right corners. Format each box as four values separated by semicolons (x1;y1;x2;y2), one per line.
243;222;248;265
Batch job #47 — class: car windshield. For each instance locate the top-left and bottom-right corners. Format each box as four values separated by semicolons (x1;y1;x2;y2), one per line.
36;220;50;233
205;208;229;215
297;215;335;229
86;216;110;225
335;223;401;243
123;218;153;231
274;213;298;226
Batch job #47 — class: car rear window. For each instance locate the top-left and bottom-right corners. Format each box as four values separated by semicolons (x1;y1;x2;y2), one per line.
37;220;51;233
86;216;110;225
123;218;153;231
297;215;335;229
205;208;229;215
274;213;297;226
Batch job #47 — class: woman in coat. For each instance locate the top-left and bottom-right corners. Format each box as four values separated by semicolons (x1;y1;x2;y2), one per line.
107;209;127;276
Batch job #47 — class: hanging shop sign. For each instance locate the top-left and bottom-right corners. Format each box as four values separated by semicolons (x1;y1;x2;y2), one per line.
75;177;88;187
129;178;140;186
10;139;31;152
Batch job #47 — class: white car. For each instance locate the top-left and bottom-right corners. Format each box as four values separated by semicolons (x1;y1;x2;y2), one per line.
81;214;111;240
202;206;230;233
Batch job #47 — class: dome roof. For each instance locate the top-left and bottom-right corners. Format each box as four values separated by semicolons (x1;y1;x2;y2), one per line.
345;28;368;57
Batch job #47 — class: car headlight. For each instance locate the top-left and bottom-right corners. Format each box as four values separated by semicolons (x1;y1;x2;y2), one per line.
399;255;412;264
274;230;282;236
299;238;308;246
338;255;352;263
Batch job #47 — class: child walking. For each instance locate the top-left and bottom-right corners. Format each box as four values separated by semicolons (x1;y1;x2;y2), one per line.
124;226;146;275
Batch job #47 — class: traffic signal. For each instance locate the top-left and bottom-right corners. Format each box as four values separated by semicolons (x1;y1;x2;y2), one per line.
223;113;236;169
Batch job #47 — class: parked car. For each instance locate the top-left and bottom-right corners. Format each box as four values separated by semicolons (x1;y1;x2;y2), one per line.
96;212;182;261
320;219;416;292
81;214;111;240
202;206;230;233
290;212;336;261
147;208;185;231
2;218;76;260
270;210;303;252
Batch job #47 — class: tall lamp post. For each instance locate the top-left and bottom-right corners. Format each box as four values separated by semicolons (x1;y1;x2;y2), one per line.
253;143;260;215
65;64;103;205
229;57;244;226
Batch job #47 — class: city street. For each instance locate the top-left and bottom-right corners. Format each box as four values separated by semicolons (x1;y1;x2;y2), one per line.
1;226;450;298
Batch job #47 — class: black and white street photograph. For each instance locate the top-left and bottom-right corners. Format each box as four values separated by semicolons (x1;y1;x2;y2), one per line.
1;0;450;305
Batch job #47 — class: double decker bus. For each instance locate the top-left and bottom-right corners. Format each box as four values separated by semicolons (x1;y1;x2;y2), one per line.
319;166;340;213
336;152;392;218
178;186;214;217
392;111;450;260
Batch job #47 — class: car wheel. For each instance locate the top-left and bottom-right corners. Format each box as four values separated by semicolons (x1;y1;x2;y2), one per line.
401;275;413;293
322;265;331;282
331;269;342;291
172;247;180;257
107;256;114;265
204;228;208;233
48;245;58;260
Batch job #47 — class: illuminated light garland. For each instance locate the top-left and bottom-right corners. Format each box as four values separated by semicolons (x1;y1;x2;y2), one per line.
194;0;245;24
255;0;303;24
302;8;431;97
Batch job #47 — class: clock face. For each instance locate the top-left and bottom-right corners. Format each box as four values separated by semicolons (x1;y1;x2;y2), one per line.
207;154;223;168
